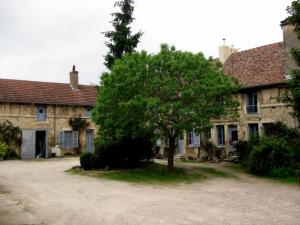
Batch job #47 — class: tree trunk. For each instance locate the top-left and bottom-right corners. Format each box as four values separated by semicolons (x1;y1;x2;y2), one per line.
167;137;175;170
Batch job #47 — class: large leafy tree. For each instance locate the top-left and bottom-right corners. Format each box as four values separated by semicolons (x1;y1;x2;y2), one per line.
286;1;300;123
104;0;143;69
94;45;239;170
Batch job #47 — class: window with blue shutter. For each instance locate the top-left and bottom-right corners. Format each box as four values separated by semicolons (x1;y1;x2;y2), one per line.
85;107;92;117
72;131;78;148
59;131;79;148
193;131;200;147
37;105;46;121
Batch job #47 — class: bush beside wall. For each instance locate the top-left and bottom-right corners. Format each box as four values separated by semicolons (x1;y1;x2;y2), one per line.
236;122;300;177
80;135;154;170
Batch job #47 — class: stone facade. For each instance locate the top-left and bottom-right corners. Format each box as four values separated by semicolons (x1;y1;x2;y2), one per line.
209;85;297;155
157;85;297;159
0;102;97;157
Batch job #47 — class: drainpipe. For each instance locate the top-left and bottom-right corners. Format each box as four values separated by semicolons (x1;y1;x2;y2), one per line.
53;105;57;146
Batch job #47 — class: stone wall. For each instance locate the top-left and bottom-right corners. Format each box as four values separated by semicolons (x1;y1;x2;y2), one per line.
0;103;97;157
209;86;296;155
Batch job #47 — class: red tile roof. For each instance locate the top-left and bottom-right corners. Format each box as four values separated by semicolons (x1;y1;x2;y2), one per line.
0;79;97;106
222;42;286;87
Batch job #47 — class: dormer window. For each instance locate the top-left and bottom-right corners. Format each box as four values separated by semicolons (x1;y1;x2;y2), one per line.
37;105;46;121
85;107;92;117
246;92;258;114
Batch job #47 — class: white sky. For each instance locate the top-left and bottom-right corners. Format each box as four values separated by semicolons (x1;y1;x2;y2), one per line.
0;0;294;85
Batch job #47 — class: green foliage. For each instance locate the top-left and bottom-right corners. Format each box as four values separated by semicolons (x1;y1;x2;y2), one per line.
80;152;99;170
286;1;300;122
0;143;8;158
68;116;90;131
69;115;90;153
104;0;143;69
94;135;154;169
249;138;288;175
69;162;234;185
0;120;21;146
235;135;260;167
238;122;300;177
3;149;19;160
94;44;240;169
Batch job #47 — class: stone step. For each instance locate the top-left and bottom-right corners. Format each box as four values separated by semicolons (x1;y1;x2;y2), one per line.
174;154;185;161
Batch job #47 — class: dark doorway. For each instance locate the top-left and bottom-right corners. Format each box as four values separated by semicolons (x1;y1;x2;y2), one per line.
36;131;46;158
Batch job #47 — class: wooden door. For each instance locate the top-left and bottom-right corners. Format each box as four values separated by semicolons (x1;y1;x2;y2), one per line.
86;129;94;153
21;130;36;159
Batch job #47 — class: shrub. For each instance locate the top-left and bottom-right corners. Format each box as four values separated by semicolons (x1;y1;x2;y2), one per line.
0;143;8;158
236;122;300;178
95;135;154;169
3;149;20;160
249;138;294;176
80;152;98;170
249;140;273;175
0;120;22;146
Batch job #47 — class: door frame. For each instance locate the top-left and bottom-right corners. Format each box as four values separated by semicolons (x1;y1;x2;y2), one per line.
86;129;94;153
228;125;238;152
21;128;48;159
35;129;48;158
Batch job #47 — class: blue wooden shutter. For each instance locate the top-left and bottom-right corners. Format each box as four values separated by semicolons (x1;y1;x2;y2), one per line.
72;131;78;148
193;132;200;147
59;132;64;147
193;131;200;147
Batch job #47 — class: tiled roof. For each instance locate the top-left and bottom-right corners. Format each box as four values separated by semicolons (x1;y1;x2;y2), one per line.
0;79;97;106
222;42;286;87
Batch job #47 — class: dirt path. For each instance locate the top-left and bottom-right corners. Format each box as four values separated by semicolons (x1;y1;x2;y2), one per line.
0;158;299;225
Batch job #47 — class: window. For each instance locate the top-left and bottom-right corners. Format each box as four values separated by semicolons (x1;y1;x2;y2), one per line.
248;124;259;138
247;92;258;114
188;131;194;145
193;130;200;147
156;138;161;146
204;128;211;140
85;107;92;117
37;105;46;121
59;131;78;148
216;125;225;146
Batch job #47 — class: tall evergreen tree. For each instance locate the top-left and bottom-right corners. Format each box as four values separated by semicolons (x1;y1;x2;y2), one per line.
286;1;300;123
104;0;143;69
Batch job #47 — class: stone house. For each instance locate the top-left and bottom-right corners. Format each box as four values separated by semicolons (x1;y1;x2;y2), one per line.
0;66;97;159
158;21;299;159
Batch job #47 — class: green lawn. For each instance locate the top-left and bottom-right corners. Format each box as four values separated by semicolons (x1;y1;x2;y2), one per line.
226;163;299;185
67;162;235;185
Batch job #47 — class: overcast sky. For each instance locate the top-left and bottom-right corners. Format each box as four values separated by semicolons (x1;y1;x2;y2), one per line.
0;0;294;85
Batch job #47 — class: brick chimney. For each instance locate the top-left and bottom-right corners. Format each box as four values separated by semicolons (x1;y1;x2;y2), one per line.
69;65;78;89
281;20;300;79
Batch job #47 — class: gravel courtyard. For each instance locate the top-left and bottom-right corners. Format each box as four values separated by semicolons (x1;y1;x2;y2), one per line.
0;157;299;225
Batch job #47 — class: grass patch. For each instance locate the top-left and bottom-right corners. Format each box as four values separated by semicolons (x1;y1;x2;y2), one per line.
225;163;299;185
67;162;235;185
